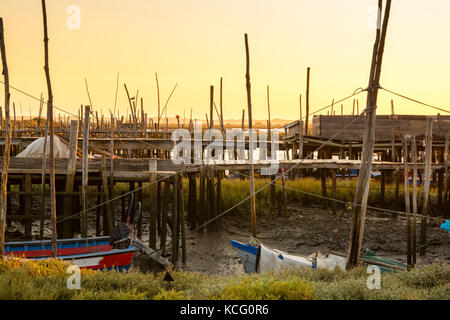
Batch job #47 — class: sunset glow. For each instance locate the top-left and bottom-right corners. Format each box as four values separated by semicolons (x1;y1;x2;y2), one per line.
0;0;449;121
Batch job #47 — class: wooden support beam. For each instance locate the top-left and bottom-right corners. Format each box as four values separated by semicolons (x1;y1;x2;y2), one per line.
420;116;433;256
444;134;449;217
305;67;310;135
347;0;392;270
178;172;186;268
198;166;206;233
245;33;257;238
0;17;11;256
403;137;412;268
63;120;79;238
41;0;57;257
24;173;32;239
172;174;179;265
331;169;337;214
411;136;418;266
160;181;170;255
188;173;197;230
82;105;90;237
148;160;157;249
101;157;113;235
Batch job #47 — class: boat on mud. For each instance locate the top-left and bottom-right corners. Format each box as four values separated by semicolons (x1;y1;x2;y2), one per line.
4;195;169;271
4;236;136;271
231;240;407;274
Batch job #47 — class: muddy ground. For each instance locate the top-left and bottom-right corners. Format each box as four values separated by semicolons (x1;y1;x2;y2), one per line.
131;203;449;275
6;199;449;275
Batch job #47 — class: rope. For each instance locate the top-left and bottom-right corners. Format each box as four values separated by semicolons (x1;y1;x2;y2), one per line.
228;169;448;223
381;87;450;114
0;79;79;118
172;107;371;240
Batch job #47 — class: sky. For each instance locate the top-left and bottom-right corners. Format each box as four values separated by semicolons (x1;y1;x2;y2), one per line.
0;0;449;121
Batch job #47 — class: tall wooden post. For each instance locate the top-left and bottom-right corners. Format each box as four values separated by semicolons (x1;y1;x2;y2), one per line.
444;134;449;217
156;73;160;131
209;85;214;130
0;18;11;256
82;105;90;238
347;0;392;269
305;67;310;135
63;120;79;238
244;33;257;238
403;137;412;268
101;157;113;235
39;111;49;239
148;160;157;249
160;181;170;255
411;136;418;266
172;175;179;265
41;0;57;257
178;172;186;267
420;116;433;256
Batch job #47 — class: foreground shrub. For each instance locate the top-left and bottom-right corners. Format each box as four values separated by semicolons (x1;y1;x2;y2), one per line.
0;258;448;300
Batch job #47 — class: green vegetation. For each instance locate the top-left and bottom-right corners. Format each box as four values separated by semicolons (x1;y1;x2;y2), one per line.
113;176;433;219
0;258;448;300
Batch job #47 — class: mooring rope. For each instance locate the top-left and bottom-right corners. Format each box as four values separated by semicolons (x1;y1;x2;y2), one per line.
229;169;448;223
381;87;450;114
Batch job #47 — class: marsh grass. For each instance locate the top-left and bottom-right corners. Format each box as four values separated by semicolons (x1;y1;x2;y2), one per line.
0;258;448;300
111;176;432;218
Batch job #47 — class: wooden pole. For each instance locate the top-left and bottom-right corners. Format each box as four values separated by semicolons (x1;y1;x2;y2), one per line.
63;120;79;238
160;181;170;255
172;175;179;265
101;157;113;235
412;136;418;266
403;137;412;268
148;160;157;249
444;134;449;217
209;86;214;129
82;105;90;238
0;18;11;256
41;0;57;257
38;93;44;130
267;86;272;142
347;0;392;269
244;33;257;238
420;116;432;256
178;172;186;267
39;109;49;239
109;114;115;197
155;73;161;131
331;169;337;214
219;77;225;135
305;67;310;135
198;166;206;233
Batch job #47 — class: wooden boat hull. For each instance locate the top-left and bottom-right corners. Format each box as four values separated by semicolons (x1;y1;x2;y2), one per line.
231;240;406;274
230;240;259;274
5;236;136;271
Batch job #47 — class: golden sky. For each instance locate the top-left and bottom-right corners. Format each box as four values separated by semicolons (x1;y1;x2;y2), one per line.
0;0;449;121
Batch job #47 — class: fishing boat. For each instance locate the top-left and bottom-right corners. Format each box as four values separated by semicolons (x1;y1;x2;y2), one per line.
231;240;407;274
4;195;170;271
4;236;136;271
